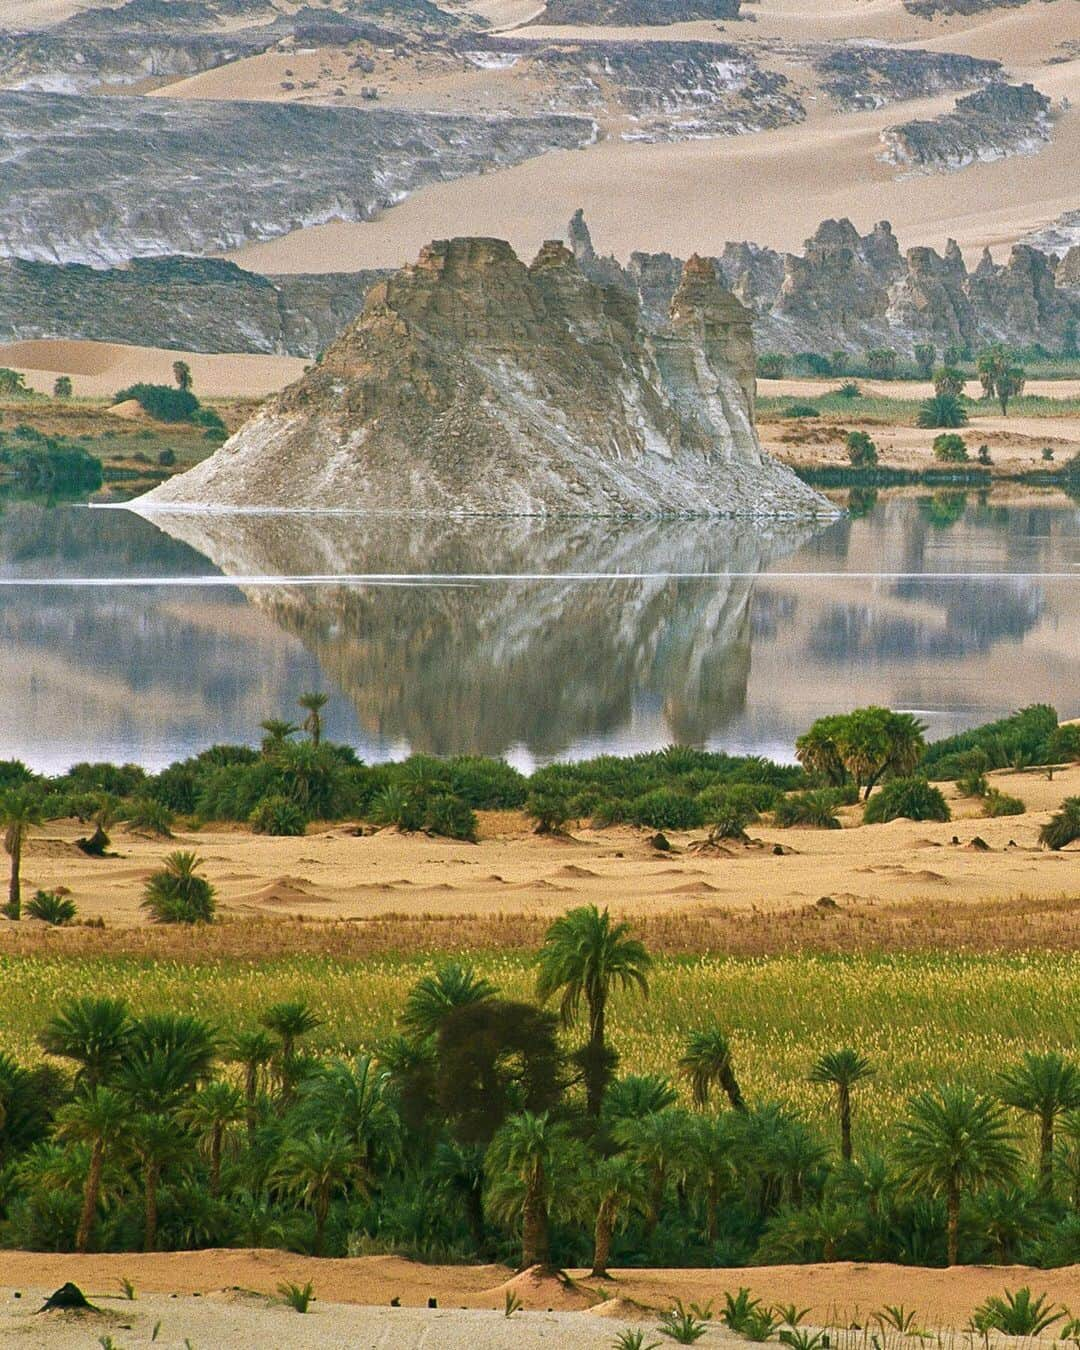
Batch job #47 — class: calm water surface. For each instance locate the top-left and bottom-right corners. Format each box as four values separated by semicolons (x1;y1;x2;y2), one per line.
0;494;1076;772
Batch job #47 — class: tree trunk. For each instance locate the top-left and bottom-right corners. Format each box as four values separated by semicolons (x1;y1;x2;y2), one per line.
586;999;607;1119
839;1085;852;1162
721;1064;746;1113
591;1202;614;1278
76;1140;104;1253
645;1168;664;1238
6;834;21;919
465;1183;486;1256
1039;1112;1054;1199
314;1193;328;1256
211;1124;222;1196
706;1179;719;1244
946;1180;959;1267
245;1066;258;1145
144;1163;160;1252
522;1180;550;1269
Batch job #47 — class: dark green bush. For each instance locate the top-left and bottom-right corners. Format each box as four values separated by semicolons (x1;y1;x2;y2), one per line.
933;433;969;463
924;706;1059;778
864;778;950;824
773;789;843;829
25;890;77;925
983;789;1024;818
423;793;478;842
445;756;528;809
114;383;199;423
783;403;820;419
917;394;968;429
250;795;309;836
630;789;705;831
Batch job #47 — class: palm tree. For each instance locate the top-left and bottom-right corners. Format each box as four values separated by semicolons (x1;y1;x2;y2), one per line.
180;1081;245;1195
433;1139;488;1254
38;996;132;1090
587;1154;648;1277
602;1074;678;1123
128;1112;192;1251
536;905;651;1117
997;1051;1080;1198
141;851;216;924
484;1111;577;1271
613;1109;692;1237
809;1048;875;1162
895;1086;1020;1265
172;359;193;392
273;1131;365;1256
686;1112;739;1243
295;1055;401;1168
118;1014;218;1114
298;692;329;746
401;961;498;1041
261;1000;322;1067
260;719;299;753
679;1027;747;1113
1;787;43;919
53;1087;128;1252
225;1029;278;1143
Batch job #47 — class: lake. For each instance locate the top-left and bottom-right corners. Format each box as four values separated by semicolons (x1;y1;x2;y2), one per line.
0;492;1077;773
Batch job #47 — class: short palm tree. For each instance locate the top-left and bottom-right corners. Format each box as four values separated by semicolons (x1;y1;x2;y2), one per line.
679;1027;747;1113
180;1080;246;1195
401;961;498;1041
1;787;43;919
128;1111;193;1251
53;1086;129;1252
260;719;299;753
261;1000;322;1100
809;1048;875;1162
38;996;132;1090
587;1154;648;1277
484;1111;578;1271
295;1055;401;1167
536;905;651;1117
1039;798;1080;851
141;851;216;924
225;1028;277;1143
613;1109;692;1237
298;692;329;746
686;1111;739;1243
997;1051;1080;1198
273;1131;366;1256
894;1086;1020;1265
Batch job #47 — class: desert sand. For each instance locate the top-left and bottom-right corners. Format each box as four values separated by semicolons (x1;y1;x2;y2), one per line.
2;1253;1080;1348
9;764;1078;934
0;339;308;399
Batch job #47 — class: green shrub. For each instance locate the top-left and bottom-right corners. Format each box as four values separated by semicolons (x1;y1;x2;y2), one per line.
157;448;176;467
697;782;779;815
423;793;478;842
846;431;878;467
933;366;966;397
773;789;843;829
917;394;968;429
924;705;1059;777
757;353;786;378
933;433;968;463
913;343;936;379
25;890;77;925
863;778;950;824
956;771;988;798
113;383;199;423
191;407;227;436
124;797;175;837
983;789;1024;818
250;795;309;836
1048;724;1080;762
707;798;758;841
782;403;819;419
977;444;992;465
630;789;705;831
836;381;861;399
865;348;898;380
446;756;527;809
972;1288;1063;1337
1039;797;1080;851
141;851;216;924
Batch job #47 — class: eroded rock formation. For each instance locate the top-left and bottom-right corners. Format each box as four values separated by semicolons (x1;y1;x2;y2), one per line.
881;83;1052;174
137;236;827;517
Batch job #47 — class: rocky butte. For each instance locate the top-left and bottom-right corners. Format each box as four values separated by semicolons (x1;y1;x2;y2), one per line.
138;237;829;518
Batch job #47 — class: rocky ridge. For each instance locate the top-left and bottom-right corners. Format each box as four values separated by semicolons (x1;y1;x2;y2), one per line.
138;237;828;517
529;0;741;22
0;92;593;265
570;212;1080;357
881;83;1053;174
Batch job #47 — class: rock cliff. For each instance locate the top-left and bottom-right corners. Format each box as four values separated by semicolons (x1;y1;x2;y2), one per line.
881;83;1052;174
137;237;828;518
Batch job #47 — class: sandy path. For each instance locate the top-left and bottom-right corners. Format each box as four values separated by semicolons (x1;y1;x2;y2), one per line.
0;340;308;399
10;765;1079;931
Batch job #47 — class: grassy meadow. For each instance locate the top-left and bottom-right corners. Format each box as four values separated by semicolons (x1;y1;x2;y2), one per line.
6;948;1079;1154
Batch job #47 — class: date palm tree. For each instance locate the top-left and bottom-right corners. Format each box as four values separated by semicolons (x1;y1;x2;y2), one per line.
295;1055;401;1168
273;1131;366;1256
586;1154;648;1277
1;787;43;919
38;996;132;1090
298;692;329;746
128;1111;192;1251
997;1051;1080;1198
259;718;298;753
180;1080;245;1195
679;1026;747;1113
810;1048;875;1162
53;1086;129;1252
141;851;216;925
484;1111;577;1271
225;1028;279;1143
613;1110;692;1237
401;961;498;1041
536;906;651;1118
261;1000;322;1100
895;1086;1020;1265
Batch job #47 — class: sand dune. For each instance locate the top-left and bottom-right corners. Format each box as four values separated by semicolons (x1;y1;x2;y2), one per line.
0;339;308;399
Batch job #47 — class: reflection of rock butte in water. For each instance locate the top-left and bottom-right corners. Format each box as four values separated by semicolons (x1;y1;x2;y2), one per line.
144;512;824;757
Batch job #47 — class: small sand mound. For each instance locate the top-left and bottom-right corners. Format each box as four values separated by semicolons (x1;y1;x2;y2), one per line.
664;881;721;894
585;1295;653;1320
486;1266;595;1312
556;865;600;878
245;876;324;906
906;870;948;883
107;398;149;421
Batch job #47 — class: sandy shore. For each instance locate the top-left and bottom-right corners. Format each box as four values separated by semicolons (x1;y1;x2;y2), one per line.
2;1253;1080;1347
9;764;1078;934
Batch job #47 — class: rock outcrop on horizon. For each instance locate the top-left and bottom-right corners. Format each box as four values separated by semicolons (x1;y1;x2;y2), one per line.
569;213;1080;359
881;83;1052;175
137;237;828;517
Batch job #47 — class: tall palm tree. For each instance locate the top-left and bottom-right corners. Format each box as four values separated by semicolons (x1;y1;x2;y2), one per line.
128;1111;192;1251
535;906;651;1118
298;692;329;746
401;962;497;1041
484;1111;578;1271
53;1087;128;1252
259;719;299;753
895;1086;1020;1265
433;1139;488;1254
225;1029;277;1143
273;1131;366;1256
118;1014;217;1114
180;1081;245;1195
679;1027;747;1113
809;1048;875;1162
997;1051;1080;1198
39;996;132;1090
1;787;43;919
261;1000;322;1099
612;1109;692;1237
587;1154;648;1277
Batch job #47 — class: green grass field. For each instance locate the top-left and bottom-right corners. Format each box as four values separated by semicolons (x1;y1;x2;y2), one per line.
6;950;1078;1153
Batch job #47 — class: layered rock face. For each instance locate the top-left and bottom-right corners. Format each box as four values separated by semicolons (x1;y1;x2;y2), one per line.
571;214;1080;358
138;237;828;517
0;256;384;357
881;83;1052;174
532;0;741;22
